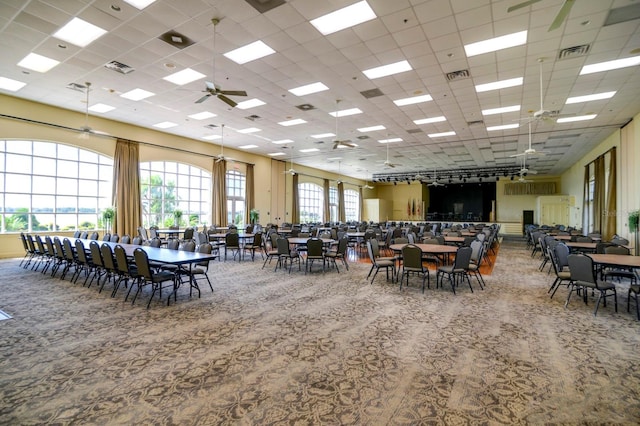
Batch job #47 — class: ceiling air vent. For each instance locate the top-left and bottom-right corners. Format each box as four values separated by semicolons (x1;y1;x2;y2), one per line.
357;135;370;140
360;88;384;99
558;44;591;60
446;69;470;81
604;3;640;26
66;82;87;92
105;60;134;74
296;103;315;111
244;0;286;13
245;114;261;121
406;128;423;134
204;124;218;129
159;30;195;50
467;120;484;126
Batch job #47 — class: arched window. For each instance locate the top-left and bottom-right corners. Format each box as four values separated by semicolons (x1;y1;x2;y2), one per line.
298;182;324;223
0;140;113;233
226;170;245;226
329;186;338;222
344;189;360;222
140;161;211;228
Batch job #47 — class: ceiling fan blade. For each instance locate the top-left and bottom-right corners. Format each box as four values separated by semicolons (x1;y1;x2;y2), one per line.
507;0;542;13
548;0;575;31
219;90;247;97
218;94;238;108
195;94;211;104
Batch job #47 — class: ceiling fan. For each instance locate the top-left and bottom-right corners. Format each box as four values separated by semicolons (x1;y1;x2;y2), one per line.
282;146;297;175
413;171;427;182
195;18;248;107
332;100;358;150
511;119;547;158
381;143;400;168
77;82;108;138
518;153;538;176
507;0;576;31
214;124;234;163
427;169;444;187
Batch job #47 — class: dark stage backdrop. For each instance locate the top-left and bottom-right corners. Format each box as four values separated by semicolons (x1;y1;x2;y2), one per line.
427;182;496;222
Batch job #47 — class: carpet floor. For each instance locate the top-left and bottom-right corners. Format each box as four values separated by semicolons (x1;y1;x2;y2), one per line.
1;238;640;425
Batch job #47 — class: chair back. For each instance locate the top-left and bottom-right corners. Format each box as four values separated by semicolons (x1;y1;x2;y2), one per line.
611;236;630;245
75;239;88;264
226;232;240;247
138;226;148;241
576;236;593;243
89;232;99;240
89;241;103;267
180;240;196;252
252;232;263;247
110;234;120;243
276;238;291;256
35;235;47;254
100;243;116;271
45;236;55;257
366;240;376;264
148;238;162;248
554;243;570;270
80;231;89;239
53;237;65;260
395;237;408;245
183;227;195;240
120;235;131;244
401;244;422;269
196;242;212;267
102;233;111;241
306;238;324;257
149;228;159;239
114;245;131;274
470;239;483;263
133;248;153;280
335;236;348;256
62;238;75;262
453;246;472;270
269;232;280;250
131;236;143;245
605;245;630;255
568;254;595;284
167;239;180;250
73;230;81;238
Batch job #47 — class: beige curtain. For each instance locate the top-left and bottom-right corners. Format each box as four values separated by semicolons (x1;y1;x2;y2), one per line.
112;139;141;239
291;173;299;223
603;147;617;240
582;164;590;234
593;155;606;234
338;182;345;223
359;186;364;222
245;163;255;224
212;159;227;226
323;179;330;224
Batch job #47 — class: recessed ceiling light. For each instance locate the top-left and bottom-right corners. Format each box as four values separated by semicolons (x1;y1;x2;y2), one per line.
123;0;157;10
237;127;261;134
378;138;402;143
329;108;362;117
311;133;335;139
326;157;343;161
580;56;640;75
53;17;107;47
428;131;456;138
336;143;357;149
481;105;520;115
162;68;206;85
120;88;155;101
202;134;221;140
272;139;294;144
299;148;320;153
566;91;616;104
239;144;259;149
413;116;446;125
236;98;266;109
17;53;59;73
289;82;329;96
310;1;377;35
0;76;27;91
188;111;217;120
393;94;433;106
556;114;597;123
475;77;523;92
363;60;412;79
358;125;386;132
269;152;286;156
486;123;519;131
464;30;527;57
224;40;275;65
153;121;178;129
88;103;115;113
279;118;307;126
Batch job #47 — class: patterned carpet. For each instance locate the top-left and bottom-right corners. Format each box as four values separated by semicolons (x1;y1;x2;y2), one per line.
1;239;640;425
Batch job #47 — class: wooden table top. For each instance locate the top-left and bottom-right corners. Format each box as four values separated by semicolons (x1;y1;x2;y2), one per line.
390;243;459;254
588;254;640;268
287;237;334;245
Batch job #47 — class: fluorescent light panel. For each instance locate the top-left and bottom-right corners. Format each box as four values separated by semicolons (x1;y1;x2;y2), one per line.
413;116;446;125
224;40;275;65
358;125;385;132
278;119;307;126
393;94;432;106
17;53;59;73
580;56;640;75
329;108;362;117
288;82;329;96
88;103;115;113
310;1;377;35
188;111;217;120
556;114;597;123
272;139;293;144
363;60;412;79
481;105;520;115
0;76;27;91
475;77;523;93
486;123;519;131
237;127;261;134
236;98;266;109
299;148;319;153
153;121;178;129
311;133;335;139
53;17;107;47
239;144;258;149
378;138;402;143
163;68;206;85
123;0;157;9
120;88;155;101
565;91;616;104
202;135;221;140
464;30;527;57
428;131;456;138
269;152;286;156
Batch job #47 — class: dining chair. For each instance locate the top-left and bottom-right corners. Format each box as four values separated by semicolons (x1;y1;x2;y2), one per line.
325;236;349;272
366;239;396;284
99;243;118;294
399;244;429;293
305;238;325;274
120;235;131;244
129;248;177;309
224;232;241;261
86;240;105;288
179;242;215;296
566;254;617;316
548;243;572;299
275;237;300;273
109;234;120;243
73;239;91;284
602;245;637;285
262;233;280;269
113;244;138;298
242;232;264;261
436;246;473;295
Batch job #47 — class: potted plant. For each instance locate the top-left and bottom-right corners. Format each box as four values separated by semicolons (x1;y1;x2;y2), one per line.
102;207;115;233
173;209;183;226
250;208;260;224
629;210;639;233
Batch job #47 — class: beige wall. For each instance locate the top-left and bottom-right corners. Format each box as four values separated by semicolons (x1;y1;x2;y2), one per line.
495;176;562;224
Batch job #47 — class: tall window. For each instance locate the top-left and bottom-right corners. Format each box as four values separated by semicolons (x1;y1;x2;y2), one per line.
344;189;360;221
329;186;338;223
140;162;210;228
298;182;323;223
0;140;112;232
226;170;245;226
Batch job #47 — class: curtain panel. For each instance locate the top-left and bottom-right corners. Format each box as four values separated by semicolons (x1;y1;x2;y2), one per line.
245;163;255;225
291;173;299;223
338;182;345;223
112;139;141;239
323;179;330;224
212;159;227;227
603;147;617;240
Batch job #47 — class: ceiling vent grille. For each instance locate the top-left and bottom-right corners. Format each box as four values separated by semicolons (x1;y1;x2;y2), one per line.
105;60;135;74
245;114;261;121
296;103;315;111
558;44;591;60
406;128;423;134
66;82;87;92
360;88;384;99
446;69;470;81
158;30;195;50
466;120;484;126
204;124;218;129
244;0;286;13
357;135;370;140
